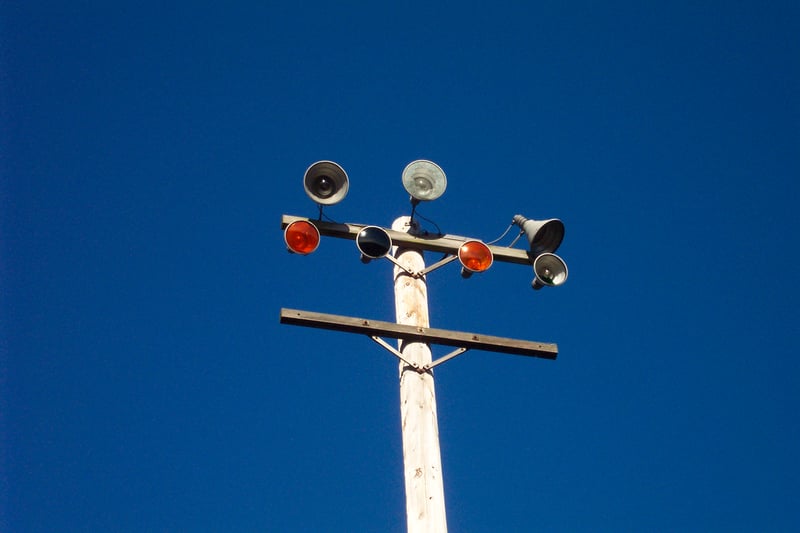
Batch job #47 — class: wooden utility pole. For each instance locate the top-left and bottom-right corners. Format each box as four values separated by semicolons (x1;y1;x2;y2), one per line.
392;216;447;532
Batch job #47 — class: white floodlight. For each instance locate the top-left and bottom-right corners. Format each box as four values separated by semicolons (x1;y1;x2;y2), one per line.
402;160;447;202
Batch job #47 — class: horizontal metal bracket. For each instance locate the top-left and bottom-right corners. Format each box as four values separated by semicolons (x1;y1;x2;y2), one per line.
281;214;534;266
280;308;557;360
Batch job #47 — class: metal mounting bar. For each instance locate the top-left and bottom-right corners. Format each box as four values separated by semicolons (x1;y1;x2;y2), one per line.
280;308;558;360
281;214;533;266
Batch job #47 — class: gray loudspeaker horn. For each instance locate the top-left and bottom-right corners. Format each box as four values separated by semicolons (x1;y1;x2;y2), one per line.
532;253;568;290
512;214;565;255
303;161;349;205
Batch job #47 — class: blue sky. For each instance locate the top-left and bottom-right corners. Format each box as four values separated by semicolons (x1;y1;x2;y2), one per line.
2;2;799;531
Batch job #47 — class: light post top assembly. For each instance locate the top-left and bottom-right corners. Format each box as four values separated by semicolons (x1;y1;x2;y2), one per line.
279;159;569;533
283;159;568;290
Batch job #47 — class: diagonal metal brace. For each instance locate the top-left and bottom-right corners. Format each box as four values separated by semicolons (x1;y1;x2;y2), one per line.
415;255;459;278
370;336;422;371
424;347;469;371
371;337;469;373
382;253;417;277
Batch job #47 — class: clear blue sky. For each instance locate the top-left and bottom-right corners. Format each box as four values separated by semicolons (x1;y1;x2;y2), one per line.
2;2;799;531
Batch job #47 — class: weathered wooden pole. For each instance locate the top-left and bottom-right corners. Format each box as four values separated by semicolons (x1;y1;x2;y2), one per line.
392;216;448;533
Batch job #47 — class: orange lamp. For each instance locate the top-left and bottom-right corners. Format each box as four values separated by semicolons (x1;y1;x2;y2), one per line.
458;240;493;275
284;220;321;255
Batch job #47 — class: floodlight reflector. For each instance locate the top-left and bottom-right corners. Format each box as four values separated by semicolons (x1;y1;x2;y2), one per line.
402;160;447;201
303;161;349;205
